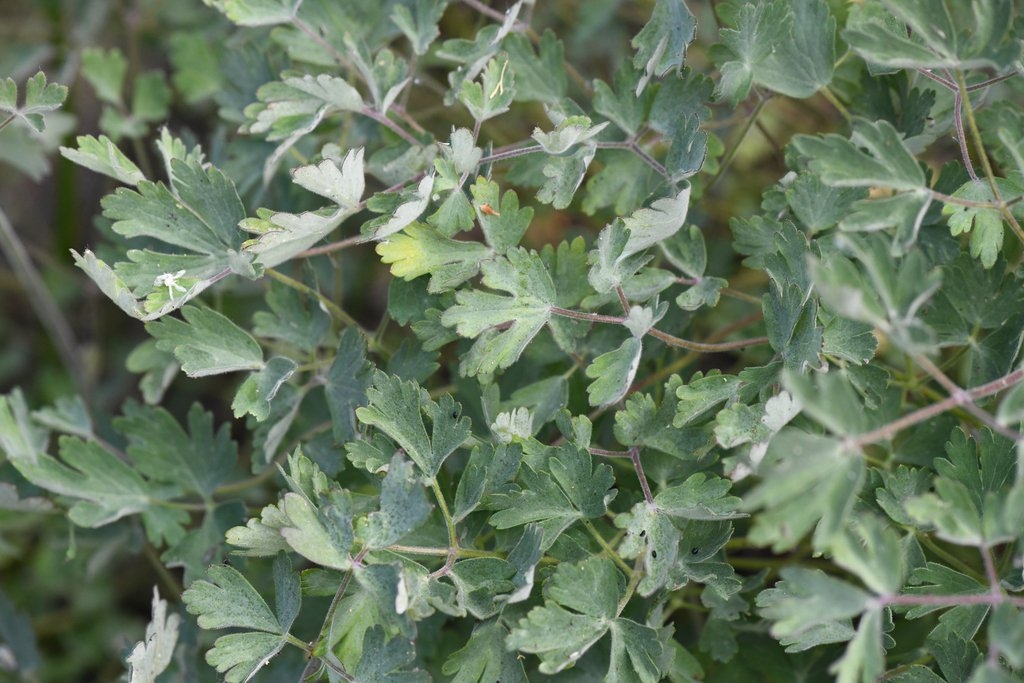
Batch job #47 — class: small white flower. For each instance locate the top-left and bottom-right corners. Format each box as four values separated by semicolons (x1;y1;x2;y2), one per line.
154;270;187;299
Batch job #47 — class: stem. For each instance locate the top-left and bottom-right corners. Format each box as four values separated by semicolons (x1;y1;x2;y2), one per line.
706;96;768;192
629;447;655;505
0;114;16;133
0;204;88;400
296;234;366;258
264;268;372;340
360;106;421;147
820;86;851;123
479;143;546;165
955;70;1024;245
582;519;632;575
595;140;671;180
848;368;1024;448
428;478;459;578
549;305;770;353
913;353;1021;443
952;83;978;180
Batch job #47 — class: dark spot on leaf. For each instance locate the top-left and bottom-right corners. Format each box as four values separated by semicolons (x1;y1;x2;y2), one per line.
651;549;657;559
691;546;700;555
639;529;646;537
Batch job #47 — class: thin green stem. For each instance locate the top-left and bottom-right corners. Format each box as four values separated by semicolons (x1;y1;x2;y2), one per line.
706;96;768;192
265;267;369;336
0;204;88;400
820;86;851;123
428;478;459;578
956;70;1024;245
549;305;770;353
583;519;632;576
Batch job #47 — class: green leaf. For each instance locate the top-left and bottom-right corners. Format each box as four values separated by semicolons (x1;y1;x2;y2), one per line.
793;118;925;192
9;436;183;536
131;72;171;122
148;305;263;377
251;281;329;353
364;175;435;241
607;618;665;683
377;222;491;292
453;442;522;522
830;607;886;683
232;356;297;421
114;402;237;499
448;557;517;619
548;443;617;519
459;55;516;123
59;135;145;186
942;178;1021;268
710;0;835;104
81;48;127;105
631;0;697;93
356;453;431;548
507;557;621;672
593;62;652;136
279;489;353;570
0;588;40;674
356;371;470;478
831;513;906;595
504;31;568;104
0;71;67;134
786;173;868;234
469;178;535;252
291;148;365;208
656;474;744;521
186;555;299;683
126;588;180;683
221;0;299;26
744;429;865;551
757;567;868;652
324;328;374;443
442;620;528;683
988;604;1024;669
843;0;1020;71
621;186;692;257
182;564;280;633
586;337;643;407
353;626;430;683
537;145;597;209
763;284;823;371
391;0;446;56
616;501;682;596
442;249;556;375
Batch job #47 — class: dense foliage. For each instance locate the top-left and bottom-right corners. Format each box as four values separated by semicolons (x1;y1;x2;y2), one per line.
3;0;1024;681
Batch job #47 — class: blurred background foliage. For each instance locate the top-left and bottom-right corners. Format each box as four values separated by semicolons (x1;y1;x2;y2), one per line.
0;0;937;680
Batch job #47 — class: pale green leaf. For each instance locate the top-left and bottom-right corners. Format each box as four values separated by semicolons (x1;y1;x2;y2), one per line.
442;620;528;683
391;0;446;56
364;174;435;240
232;357;297;421
792;118;925;192
353;626;430;683
290;147;364;208
631;0;696;93
469;177;534;252
377;222;491;292
830;607;886;683
356;453;431;548
182;564;279;632
147;305;263;377
757;567;868;652
279;490;352;570
126;588;180;683
59;135;145;186
114;402;237;499
458;55;515;122
222;0;299;26
607;618;664;683
586;337;642;407
81;48;127;106
504;31;567;104
537;145;596;209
